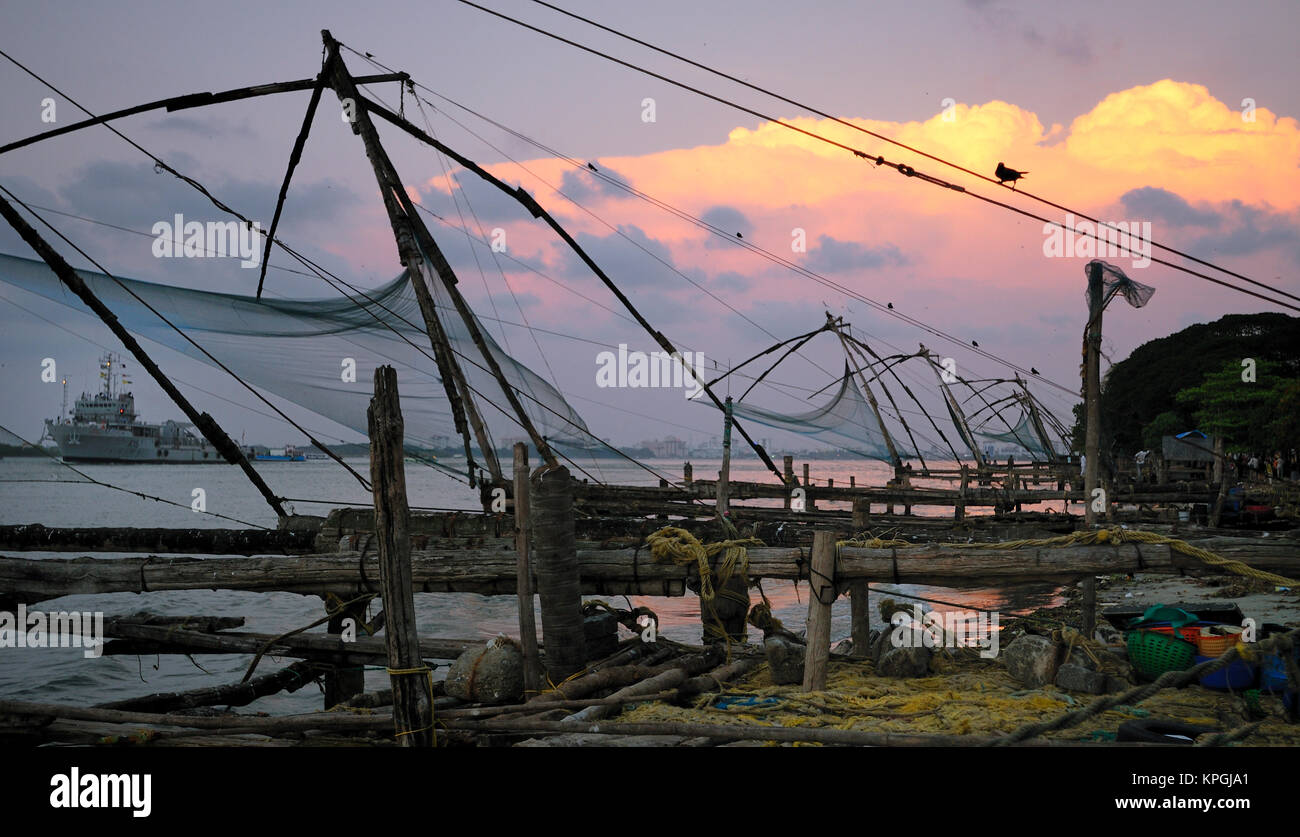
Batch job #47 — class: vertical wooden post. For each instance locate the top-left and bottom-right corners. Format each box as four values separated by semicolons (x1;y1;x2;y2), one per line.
1081;576;1097;640
322;597;367;708
783;455;794;509
532;465;586;682
850;581;871;659
850;475;856;488
368;366;432;747
1084;261;1104;526
803;463;816;510
803;530;837;691
956;465;969;521
513;443;543;695
1210;436;1229;528
852;498;870;530
718;397;733;517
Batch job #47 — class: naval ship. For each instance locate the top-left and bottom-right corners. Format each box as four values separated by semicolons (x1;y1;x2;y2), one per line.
44;353;220;464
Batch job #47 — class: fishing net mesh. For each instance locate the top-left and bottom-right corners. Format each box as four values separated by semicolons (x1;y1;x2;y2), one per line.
0;252;593;453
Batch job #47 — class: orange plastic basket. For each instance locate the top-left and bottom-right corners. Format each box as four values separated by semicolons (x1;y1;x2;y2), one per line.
1195;626;1243;657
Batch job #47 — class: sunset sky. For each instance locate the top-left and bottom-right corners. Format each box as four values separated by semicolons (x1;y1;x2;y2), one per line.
0;0;1296;463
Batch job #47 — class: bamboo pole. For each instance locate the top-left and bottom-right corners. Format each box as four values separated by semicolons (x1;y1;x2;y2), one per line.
803;530;837;691
368;366;433;746
513;443;542;694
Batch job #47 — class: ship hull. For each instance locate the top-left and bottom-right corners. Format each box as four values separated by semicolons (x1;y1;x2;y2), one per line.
44;422;222;464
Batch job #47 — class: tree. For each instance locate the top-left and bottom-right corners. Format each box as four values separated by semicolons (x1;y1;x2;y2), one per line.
1070;312;1300;454
1174;358;1294;453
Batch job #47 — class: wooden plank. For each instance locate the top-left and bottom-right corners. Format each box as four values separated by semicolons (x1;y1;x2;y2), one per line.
4;535;1296;605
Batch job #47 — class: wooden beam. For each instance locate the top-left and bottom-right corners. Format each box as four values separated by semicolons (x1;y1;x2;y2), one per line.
513;443;543;694
0;73;408;155
368;366;433;746
5;535;1295;604
803;530;837;691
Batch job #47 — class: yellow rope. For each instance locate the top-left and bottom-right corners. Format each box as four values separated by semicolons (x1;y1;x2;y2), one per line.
646;527;764;645
385;665;437;745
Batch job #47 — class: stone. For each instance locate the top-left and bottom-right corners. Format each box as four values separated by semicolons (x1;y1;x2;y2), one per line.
444;635;524;704
877;645;933;678
1003;634;1063;688
764;635;806;685
1054;663;1109;695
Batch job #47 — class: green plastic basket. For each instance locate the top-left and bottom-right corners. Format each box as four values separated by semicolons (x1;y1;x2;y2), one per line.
1127;629;1196;679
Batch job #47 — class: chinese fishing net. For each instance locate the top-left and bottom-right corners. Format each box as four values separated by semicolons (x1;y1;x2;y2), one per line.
0;251;594;454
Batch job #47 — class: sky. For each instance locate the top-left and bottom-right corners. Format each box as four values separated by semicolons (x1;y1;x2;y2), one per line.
0;0;1297;460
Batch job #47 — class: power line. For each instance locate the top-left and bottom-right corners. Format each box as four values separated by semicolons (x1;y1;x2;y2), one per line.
528;0;1299;306
447;0;1300;313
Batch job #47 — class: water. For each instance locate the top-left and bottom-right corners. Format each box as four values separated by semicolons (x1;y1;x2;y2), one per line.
0;455;1063;712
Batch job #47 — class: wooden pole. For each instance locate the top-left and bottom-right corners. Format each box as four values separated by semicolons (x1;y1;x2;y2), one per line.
1084;262;1104;525
1080;576;1097;640
323;596;367;708
532;465;586;682
513;443;543;695
1210;436;1229;528
718;397;733;517
783;456;794;509
803;530;837;691
849;581;871;658
368;366;433;746
956;465;969;521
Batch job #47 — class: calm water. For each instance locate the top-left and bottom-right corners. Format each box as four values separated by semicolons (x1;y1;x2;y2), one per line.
0;455;1062;712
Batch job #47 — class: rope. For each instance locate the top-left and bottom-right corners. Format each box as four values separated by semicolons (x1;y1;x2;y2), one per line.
385;664;437;745
990;626;1300;746
646;526;763;646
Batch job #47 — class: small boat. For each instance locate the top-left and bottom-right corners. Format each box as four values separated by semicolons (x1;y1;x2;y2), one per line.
249;444;306;462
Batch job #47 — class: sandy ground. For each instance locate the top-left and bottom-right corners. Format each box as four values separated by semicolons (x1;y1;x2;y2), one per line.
1094;573;1300;629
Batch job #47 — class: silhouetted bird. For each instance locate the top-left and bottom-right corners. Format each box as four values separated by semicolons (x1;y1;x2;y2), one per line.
587;162;598;172
972;340;980;347
887;302;894;309
736;232;743;238
1031;367;1040;375
995;162;1027;189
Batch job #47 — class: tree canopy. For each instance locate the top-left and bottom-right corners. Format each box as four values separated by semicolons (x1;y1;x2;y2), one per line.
1076;312;1300;455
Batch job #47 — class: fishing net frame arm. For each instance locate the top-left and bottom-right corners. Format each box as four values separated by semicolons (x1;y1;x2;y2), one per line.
355;89;788;484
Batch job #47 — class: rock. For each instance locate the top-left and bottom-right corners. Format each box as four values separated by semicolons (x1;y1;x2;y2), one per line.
1061;645;1100;671
831;638;855;656
877;645;932;678
764;635;806;685
1003;634;1063;688
1055;663;1108;695
444;635;524;704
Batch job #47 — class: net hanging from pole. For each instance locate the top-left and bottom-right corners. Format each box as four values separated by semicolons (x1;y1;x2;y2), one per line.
0;252;594;451
722;365;918;463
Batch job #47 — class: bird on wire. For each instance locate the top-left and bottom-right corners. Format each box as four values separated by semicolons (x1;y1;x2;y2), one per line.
995;162;1028;189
